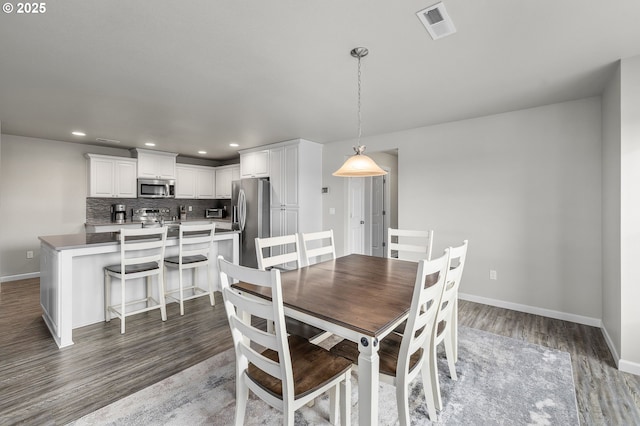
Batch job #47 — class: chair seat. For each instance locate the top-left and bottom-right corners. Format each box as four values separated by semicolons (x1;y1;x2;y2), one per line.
164;254;208;265
248;335;352;400
105;262;159;275
330;332;423;377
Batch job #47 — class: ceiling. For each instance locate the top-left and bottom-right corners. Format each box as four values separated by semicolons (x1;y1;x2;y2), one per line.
1;1;639;161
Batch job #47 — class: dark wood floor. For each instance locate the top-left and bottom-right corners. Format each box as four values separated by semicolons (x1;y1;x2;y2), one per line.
1;279;638;425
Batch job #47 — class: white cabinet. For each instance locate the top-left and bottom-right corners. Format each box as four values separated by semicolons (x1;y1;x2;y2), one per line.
269;144;299;208
86;154;137;198
175;164;216;199
240;150;269;178
132;148;177;179
175;165;197;198
196;167;216;198
244;139;322;240
215;164;240;199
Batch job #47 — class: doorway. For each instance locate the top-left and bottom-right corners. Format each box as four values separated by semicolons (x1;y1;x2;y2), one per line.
346;150;398;256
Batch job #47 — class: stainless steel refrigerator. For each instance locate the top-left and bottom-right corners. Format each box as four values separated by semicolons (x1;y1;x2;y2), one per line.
231;178;270;268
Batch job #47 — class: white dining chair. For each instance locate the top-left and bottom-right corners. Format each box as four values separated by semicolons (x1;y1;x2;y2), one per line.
104;226;168;334
330;251;450;424
301;230;336;266
255;234;301;271
217;256;352;426
429;240;468;412
387;228;434;261
164;223;216;316
255;233;326;341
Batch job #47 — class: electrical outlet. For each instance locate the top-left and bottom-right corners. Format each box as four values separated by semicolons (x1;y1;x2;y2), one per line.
26;250;34;259
489;270;497;280
188;206;192;212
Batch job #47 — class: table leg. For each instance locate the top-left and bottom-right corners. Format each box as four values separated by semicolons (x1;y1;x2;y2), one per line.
358;335;379;426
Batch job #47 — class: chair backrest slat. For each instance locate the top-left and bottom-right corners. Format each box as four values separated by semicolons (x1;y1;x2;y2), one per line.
255;234;301;270
178;223;216;263
435;240;468;330
119;227;167;267
302;230;336;266
218;256;295;400
387;228;434;261
398;251;450;376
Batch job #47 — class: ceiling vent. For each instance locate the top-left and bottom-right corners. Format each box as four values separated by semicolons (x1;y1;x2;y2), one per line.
416;2;456;40
95;138;121;144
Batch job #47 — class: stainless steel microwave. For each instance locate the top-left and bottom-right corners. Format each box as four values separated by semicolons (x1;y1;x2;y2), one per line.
137;178;175;198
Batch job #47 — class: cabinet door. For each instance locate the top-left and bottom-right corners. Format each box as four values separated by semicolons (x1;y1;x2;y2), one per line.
196;168;215;199
252;150;270;176
270;145;299;208
90;158;115;197
283;144;299;206
215;168;232;199
231;166;241;182
269;207;299;269
175;166;196;198
155;154;177;179
241;150;270;178
115;161;137;197
269;148;284;208
137;152;176;179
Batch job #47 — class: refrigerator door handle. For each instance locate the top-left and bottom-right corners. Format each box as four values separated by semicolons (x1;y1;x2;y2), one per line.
238;189;247;231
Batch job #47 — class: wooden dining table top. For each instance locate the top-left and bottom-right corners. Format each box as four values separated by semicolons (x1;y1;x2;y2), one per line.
233;254;419;338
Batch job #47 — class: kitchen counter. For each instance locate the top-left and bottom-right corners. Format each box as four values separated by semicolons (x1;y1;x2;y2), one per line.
39;229;239;348
84;217;233;233
41;229;238;251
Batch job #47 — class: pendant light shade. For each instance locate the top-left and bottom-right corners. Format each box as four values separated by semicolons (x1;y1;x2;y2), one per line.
333;47;387;178
333;145;387;177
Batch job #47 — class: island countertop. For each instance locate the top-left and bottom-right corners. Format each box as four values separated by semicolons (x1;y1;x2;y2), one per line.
39;229;240;348
39;229;239;251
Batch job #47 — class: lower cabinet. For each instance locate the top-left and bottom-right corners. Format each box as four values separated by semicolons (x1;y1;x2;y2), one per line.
270;207;299;269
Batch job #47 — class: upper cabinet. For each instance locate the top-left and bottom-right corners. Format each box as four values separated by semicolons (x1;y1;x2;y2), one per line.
269;144;299;208
244;139;322;239
215;164;240;199
132;148;177;180
240;150;269;178
175;164;216;199
86;154;137;198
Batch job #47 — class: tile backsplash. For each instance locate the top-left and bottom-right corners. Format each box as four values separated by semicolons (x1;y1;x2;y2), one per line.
86;198;231;223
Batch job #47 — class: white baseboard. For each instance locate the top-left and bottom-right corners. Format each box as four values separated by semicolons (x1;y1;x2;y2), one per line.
0;272;40;283
600;325;620;368
618;359;640;376
458;292;602;328
602;324;640;376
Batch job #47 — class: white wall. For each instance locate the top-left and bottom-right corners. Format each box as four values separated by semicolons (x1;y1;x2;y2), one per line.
620;56;640;370
323;98;602;320
0;135;131;279
602;62;622;361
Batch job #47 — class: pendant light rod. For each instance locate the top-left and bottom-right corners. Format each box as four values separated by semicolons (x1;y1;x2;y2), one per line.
333;47;387;177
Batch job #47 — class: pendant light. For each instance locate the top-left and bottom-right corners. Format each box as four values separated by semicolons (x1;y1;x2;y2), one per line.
333;47;387;177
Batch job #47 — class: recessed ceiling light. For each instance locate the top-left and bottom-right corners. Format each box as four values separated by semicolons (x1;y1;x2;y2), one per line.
229;143;239;147
72;131;86;136
198;150;207;155
145;142;156;147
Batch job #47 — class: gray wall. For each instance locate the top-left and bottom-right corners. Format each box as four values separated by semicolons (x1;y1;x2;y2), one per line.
620;56;640;369
602;63;622;361
0;135;131;279
323;97;602;321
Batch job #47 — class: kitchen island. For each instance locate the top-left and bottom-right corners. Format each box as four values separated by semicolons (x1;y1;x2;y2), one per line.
39;229;239;348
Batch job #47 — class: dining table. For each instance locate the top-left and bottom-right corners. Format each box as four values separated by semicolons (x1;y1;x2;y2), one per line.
233;253;419;426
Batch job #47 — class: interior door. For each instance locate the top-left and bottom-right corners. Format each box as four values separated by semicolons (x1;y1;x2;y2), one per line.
348;177;365;254
371;175;385;257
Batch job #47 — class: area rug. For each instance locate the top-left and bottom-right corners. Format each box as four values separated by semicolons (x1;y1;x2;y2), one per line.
69;327;579;425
